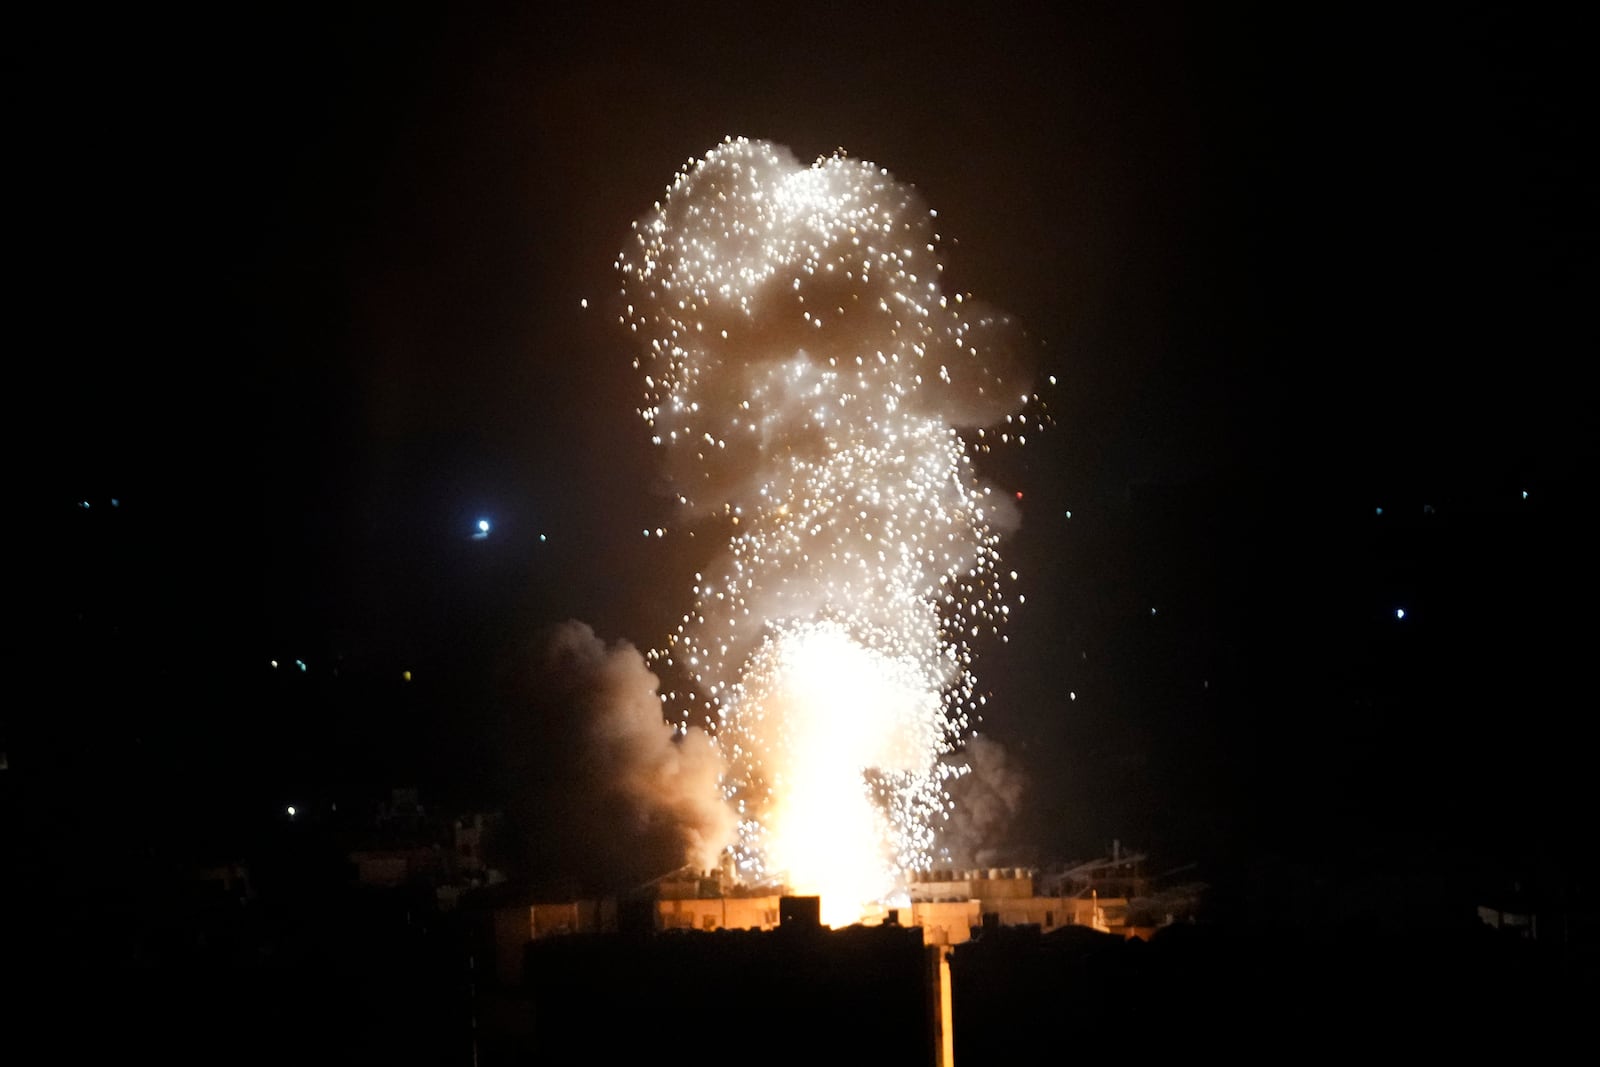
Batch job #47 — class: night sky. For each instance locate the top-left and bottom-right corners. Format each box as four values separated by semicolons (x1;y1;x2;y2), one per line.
46;4;1590;895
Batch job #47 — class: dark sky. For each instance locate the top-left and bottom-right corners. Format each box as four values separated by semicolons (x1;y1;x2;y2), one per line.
49;4;1589;887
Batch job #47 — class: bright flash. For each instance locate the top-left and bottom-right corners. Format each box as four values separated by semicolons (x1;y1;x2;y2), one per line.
618;138;1043;922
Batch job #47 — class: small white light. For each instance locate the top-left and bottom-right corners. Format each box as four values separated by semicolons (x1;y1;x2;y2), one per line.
1395;608;1406;620
287;806;296;817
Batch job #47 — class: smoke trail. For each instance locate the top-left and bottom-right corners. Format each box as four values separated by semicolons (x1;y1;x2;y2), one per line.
617;138;1041;919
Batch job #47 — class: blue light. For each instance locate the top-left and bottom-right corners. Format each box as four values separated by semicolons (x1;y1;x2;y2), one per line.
1395;608;1405;620
473;518;491;540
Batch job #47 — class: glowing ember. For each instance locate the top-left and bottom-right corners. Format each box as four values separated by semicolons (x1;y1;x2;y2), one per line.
617;138;1041;925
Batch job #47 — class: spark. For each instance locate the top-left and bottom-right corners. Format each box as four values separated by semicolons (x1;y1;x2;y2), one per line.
618;138;1043;925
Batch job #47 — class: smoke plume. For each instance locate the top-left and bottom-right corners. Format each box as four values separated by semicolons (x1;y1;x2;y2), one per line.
941;735;1028;868
504;621;734;889
616;138;1046;913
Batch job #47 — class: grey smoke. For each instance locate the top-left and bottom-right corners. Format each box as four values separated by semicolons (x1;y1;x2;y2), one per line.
940;735;1027;868
538;620;734;874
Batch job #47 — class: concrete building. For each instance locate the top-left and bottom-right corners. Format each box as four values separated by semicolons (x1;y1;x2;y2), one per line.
907;867;1117;944
515;865;1130;948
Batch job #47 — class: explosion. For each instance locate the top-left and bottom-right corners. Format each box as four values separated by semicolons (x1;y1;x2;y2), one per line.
616;138;1042;925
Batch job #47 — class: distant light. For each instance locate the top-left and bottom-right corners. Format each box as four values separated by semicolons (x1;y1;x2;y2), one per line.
1069;691;1076;701
110;498;120;508
1015;491;1023;500
1150;607;1158;616
474;518;491;539
539;533;547;542
579;298;589;309
1395;608;1406;620
1048;375;1057;386
295;659;307;672
1375;507;1384;516
79;501;90;509
1064;510;1072;519
287;806;296;817
1521;490;1529;500
270;660;279;669
402;670;412;682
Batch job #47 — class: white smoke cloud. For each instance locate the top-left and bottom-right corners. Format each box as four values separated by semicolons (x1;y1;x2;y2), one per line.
615;138;1045;908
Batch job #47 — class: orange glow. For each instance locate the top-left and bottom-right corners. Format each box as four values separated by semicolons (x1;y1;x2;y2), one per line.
739;623;938;927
